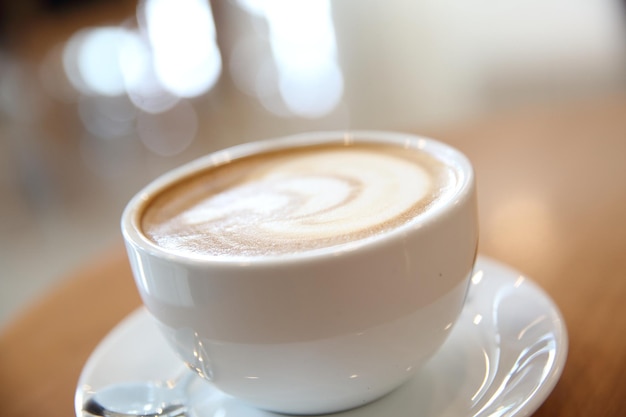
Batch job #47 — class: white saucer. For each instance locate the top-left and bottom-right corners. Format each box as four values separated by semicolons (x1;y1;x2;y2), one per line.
75;256;568;417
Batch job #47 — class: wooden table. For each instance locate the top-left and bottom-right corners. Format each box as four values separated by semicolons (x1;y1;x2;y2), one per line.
1;95;625;417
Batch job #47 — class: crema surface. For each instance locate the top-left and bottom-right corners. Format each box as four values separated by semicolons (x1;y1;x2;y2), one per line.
141;143;455;258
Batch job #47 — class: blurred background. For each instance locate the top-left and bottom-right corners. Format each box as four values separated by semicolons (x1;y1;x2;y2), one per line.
1;0;625;328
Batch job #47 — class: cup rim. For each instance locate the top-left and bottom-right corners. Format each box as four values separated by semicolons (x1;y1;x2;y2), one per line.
121;130;475;265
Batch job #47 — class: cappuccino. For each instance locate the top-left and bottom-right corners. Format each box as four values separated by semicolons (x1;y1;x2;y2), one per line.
123;132;478;414
141;142;457;258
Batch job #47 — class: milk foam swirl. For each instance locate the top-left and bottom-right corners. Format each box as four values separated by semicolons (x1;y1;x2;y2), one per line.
142;145;451;257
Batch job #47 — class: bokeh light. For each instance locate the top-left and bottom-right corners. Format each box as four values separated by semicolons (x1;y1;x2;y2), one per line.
118;29;181;114
136;99;198;156
78;95;136;140
62;0;222;106
63;27;130;96
140;0;222;98
56;0;225;158
278;60;343;118
233;0;344;118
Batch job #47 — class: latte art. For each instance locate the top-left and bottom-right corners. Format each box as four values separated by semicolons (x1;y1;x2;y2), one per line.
141;143;455;257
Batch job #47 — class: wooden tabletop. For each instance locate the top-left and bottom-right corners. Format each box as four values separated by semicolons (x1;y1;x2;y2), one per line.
1;95;625;417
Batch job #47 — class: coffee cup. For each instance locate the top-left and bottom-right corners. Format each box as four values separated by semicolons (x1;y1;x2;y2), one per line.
121;130;478;414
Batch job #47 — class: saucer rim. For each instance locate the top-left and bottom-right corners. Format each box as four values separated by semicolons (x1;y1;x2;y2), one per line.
75;255;568;417
470;256;569;417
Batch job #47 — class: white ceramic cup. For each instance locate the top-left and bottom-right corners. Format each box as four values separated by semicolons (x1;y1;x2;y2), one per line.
121;131;478;415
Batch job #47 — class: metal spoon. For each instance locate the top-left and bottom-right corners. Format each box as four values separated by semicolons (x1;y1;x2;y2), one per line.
83;371;195;417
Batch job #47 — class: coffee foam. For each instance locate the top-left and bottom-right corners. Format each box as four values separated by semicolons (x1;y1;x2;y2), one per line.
141;143;455;258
